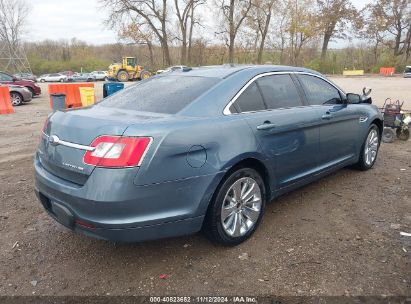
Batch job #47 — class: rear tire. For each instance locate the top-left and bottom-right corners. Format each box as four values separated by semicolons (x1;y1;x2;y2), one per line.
140;70;151;80
10;92;23;106
382;127;395;143
204;167;266;246
396;128;410;141
355;124;380;171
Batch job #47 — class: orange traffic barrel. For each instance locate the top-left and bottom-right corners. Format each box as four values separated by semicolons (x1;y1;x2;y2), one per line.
48;83;95;109
380;67;395;76
0;86;14;114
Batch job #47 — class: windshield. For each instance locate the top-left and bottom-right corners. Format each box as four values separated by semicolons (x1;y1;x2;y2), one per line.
99;76;220;114
405;67;411;73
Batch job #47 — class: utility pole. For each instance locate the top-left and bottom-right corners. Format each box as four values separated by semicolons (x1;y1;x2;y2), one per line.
0;41;32;73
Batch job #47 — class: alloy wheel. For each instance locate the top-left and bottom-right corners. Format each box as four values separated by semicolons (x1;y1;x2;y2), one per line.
10;93;22;106
221;177;262;237
364;129;379;166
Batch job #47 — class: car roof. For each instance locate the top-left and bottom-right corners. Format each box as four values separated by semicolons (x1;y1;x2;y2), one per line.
168;64;320;79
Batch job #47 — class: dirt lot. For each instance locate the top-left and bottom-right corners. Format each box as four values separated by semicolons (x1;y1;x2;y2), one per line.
0;78;410;297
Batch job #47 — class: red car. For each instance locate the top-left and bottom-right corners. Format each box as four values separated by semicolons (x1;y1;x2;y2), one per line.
0;71;41;97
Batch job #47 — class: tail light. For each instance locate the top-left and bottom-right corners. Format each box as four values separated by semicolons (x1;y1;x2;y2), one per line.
84;136;151;168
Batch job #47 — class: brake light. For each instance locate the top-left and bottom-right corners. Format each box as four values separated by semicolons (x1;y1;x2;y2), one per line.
83;136;151;168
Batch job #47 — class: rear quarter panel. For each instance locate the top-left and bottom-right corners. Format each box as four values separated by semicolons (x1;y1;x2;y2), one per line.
351;103;383;160
124;115;268;187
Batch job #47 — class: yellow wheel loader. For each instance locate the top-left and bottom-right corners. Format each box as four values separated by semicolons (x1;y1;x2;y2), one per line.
108;57;152;82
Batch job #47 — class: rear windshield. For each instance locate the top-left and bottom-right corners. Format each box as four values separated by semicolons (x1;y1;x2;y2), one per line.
99;76;220;114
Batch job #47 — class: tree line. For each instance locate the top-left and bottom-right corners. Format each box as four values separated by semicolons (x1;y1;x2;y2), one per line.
99;0;411;71
1;0;410;75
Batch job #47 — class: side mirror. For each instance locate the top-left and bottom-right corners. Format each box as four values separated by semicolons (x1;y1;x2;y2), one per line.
346;93;361;104
12;76;18;81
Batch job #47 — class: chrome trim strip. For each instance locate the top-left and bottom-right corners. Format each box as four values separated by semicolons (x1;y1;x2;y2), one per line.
42;132;95;151
223;71;345;115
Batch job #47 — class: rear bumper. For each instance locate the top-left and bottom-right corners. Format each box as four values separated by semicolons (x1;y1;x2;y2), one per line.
34;189;204;242
32;85;41;95
34;153;222;242
21;89;33;101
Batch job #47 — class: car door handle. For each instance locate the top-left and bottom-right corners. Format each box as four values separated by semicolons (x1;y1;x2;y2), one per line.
257;122;276;130
322;112;333;120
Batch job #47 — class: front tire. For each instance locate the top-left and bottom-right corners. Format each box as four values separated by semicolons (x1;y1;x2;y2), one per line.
117;71;129;82
205;168;266;246
10;92;23;106
355;124;380;170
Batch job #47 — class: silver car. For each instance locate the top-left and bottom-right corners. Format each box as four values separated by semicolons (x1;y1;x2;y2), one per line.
90;71;108;81
404;66;411;78
4;84;33;106
38;73;67;83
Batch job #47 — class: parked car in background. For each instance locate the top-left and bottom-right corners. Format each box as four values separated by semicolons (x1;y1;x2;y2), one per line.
59;71;75;77
67;73;96;82
38;73;67;83
0;71;41;97
14;73;38;82
156;65;188;74
90;71;108;81
35;65;383;245
404;66;411;78
1;84;33;106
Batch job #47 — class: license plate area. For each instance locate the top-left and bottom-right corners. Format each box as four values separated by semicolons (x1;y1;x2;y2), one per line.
38;192;74;229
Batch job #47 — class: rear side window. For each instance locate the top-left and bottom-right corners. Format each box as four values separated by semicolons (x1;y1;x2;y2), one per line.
0;73;12;81
100;76;220;114
298;74;341;105
234;82;266;113
256;74;302;109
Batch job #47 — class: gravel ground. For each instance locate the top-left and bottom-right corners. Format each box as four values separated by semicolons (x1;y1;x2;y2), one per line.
0;78;410;297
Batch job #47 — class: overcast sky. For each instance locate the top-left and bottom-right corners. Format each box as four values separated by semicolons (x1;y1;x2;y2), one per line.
25;0;371;46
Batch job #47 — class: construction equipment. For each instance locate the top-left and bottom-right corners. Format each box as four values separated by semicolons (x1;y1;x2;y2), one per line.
380;98;411;143
107;57;151;82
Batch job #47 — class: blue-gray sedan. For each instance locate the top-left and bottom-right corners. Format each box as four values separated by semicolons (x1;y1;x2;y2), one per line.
34;65;383;245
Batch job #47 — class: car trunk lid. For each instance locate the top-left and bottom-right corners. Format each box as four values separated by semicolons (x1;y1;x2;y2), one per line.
38;106;165;185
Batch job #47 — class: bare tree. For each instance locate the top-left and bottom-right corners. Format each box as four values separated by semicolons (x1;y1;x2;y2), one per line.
356;6;387;64
215;0;253;62
270;0;290;64
287;0;319;65
119;21;156;67
368;0;410;56
175;0;192;64
187;1;201;63
316;0;357;59
0;0;29;47
251;0;277;63
174;0;205;64
0;0;30;72
101;0;173;66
